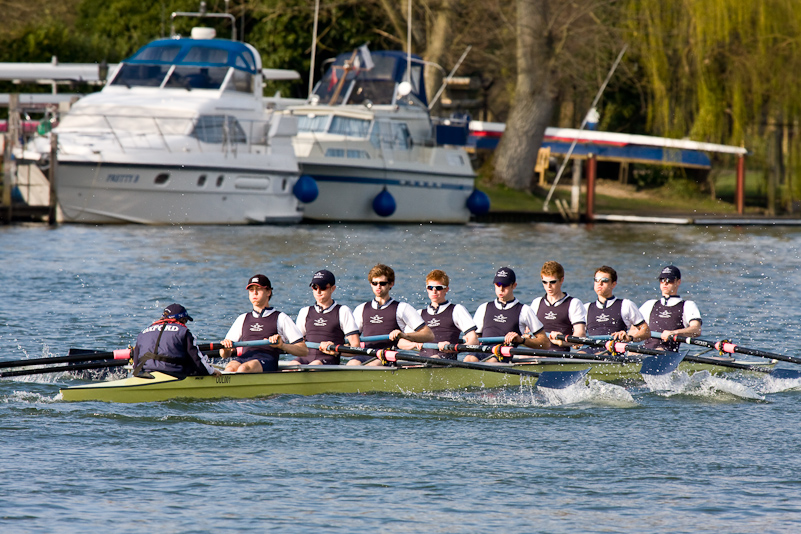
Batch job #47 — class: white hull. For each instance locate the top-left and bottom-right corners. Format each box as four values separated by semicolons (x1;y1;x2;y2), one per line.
300;163;474;223
56;156;302;224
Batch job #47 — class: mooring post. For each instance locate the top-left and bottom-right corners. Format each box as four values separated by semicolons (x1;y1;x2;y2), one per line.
585;154;597;222
735;154;745;215
48;132;58;225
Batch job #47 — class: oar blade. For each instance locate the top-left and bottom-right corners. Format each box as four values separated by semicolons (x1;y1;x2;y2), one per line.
535;368;590;390
639;351;684;376
770;368;801;380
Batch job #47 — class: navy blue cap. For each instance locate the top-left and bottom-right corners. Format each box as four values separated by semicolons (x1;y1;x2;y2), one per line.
658;265;681;281
310;269;335;287
493;267;516;286
163;303;193;321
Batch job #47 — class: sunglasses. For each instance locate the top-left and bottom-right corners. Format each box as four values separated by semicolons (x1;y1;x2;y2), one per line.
594;277;611;283
659;278;677;284
311;284;331;291
426;285;447;291
371;281;389;287
541;279;559;286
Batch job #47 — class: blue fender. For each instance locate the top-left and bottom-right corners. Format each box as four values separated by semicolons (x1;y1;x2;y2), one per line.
293;175;319;203
372;187;397;217
466;189;490;215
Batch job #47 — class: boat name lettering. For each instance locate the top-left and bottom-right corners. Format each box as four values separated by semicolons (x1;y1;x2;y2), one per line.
215;375;232;384
142;324;180;333
106;173;140;184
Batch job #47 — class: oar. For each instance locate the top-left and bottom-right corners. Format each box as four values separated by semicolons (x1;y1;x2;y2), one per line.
330;345;589;389
359;335;391;343
652;332;801;380
654;332;801;366
0;348;132;370
558;335;684;376
562;334;801;378
0;360;128;378
478;335;614;344
433;343;673;377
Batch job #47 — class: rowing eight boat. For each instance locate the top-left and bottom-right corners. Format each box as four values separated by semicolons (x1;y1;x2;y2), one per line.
58;356;775;403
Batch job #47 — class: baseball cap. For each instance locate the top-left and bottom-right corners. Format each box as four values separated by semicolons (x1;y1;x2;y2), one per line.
310;269;335;287
493;267;516;286
163;303;193;321
658;265;681;281
246;274;272;289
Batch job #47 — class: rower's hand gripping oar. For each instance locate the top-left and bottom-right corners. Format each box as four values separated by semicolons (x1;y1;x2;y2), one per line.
653;332;801;380
329;345;589;389
557;335;685;376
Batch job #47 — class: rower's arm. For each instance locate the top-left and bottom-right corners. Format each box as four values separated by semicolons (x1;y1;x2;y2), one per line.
523;330;551;350
398;325;435;343
281;339;309;358
661;319;701;340
628;322;651;342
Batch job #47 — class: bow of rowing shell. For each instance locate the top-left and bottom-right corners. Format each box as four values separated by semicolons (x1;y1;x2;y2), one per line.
59;358;771;403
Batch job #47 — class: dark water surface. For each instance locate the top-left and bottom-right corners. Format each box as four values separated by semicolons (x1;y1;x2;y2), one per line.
2;223;801;533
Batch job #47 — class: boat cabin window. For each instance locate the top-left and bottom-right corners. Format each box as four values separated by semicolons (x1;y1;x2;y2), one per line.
297;114;330;133
109;64;171;87
370;120;411;150
129;45;182;63
164;66;228;90
224;69;254;93
329;116;371;137
315;55;398;106
191;115;247;144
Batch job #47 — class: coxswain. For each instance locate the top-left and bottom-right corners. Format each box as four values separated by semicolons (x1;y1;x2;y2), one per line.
220;274;308;373
132;303;220;377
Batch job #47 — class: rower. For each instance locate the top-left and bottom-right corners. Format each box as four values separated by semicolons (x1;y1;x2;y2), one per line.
531;261;587;351
469;267;550;363
583;266;650;351
292;269;360;365
639;265;702;351
220;274;308;373
349;264;434;366
397;269;478;359
132;303;220;378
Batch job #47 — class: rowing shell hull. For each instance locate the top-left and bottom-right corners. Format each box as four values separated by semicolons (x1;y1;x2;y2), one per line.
59;358;772;403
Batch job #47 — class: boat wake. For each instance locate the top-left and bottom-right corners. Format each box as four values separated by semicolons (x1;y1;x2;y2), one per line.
446;380;635;407
1;390;60;404
647;370;764;400
756;374;801;394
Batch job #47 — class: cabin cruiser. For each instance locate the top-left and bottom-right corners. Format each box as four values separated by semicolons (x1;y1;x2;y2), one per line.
285;50;489;223
24;27;307;224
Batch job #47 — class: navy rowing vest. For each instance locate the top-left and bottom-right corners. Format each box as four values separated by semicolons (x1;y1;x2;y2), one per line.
133;319;200;375
586;299;626;336
421;303;460;359
305;304;345;361
361;300;400;349
241;309;282;358
536;296;575;352
482;301;523;337
643;300;686;351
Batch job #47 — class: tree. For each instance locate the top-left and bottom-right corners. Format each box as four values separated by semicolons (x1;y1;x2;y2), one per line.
491;0;622;191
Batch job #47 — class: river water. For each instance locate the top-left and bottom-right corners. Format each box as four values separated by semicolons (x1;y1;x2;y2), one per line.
2;222;801;533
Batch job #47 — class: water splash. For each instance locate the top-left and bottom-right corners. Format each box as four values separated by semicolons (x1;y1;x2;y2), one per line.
1;390;60;404
758;374;801;394
649;370;764;400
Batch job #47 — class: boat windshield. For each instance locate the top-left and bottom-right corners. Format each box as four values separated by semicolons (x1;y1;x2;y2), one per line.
314;54;425;107
190;115;247;143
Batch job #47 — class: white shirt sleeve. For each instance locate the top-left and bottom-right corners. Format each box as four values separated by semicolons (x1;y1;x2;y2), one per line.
452;303;477;333
295;306;310;336
339;305;360;336
520;304;545;335
224;313;247;342
568;297;586;324
277;311;304;344
622;299;646;328
682;300;702;326
473;302;489;334
353;303;366;331
396;301;426;333
639;300;656;324
530;296;543;311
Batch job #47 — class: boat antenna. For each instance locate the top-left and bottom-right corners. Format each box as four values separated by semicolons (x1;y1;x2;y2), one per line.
308;0;320;98
428;45;472;110
542;44;627;212
406;0;412;85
